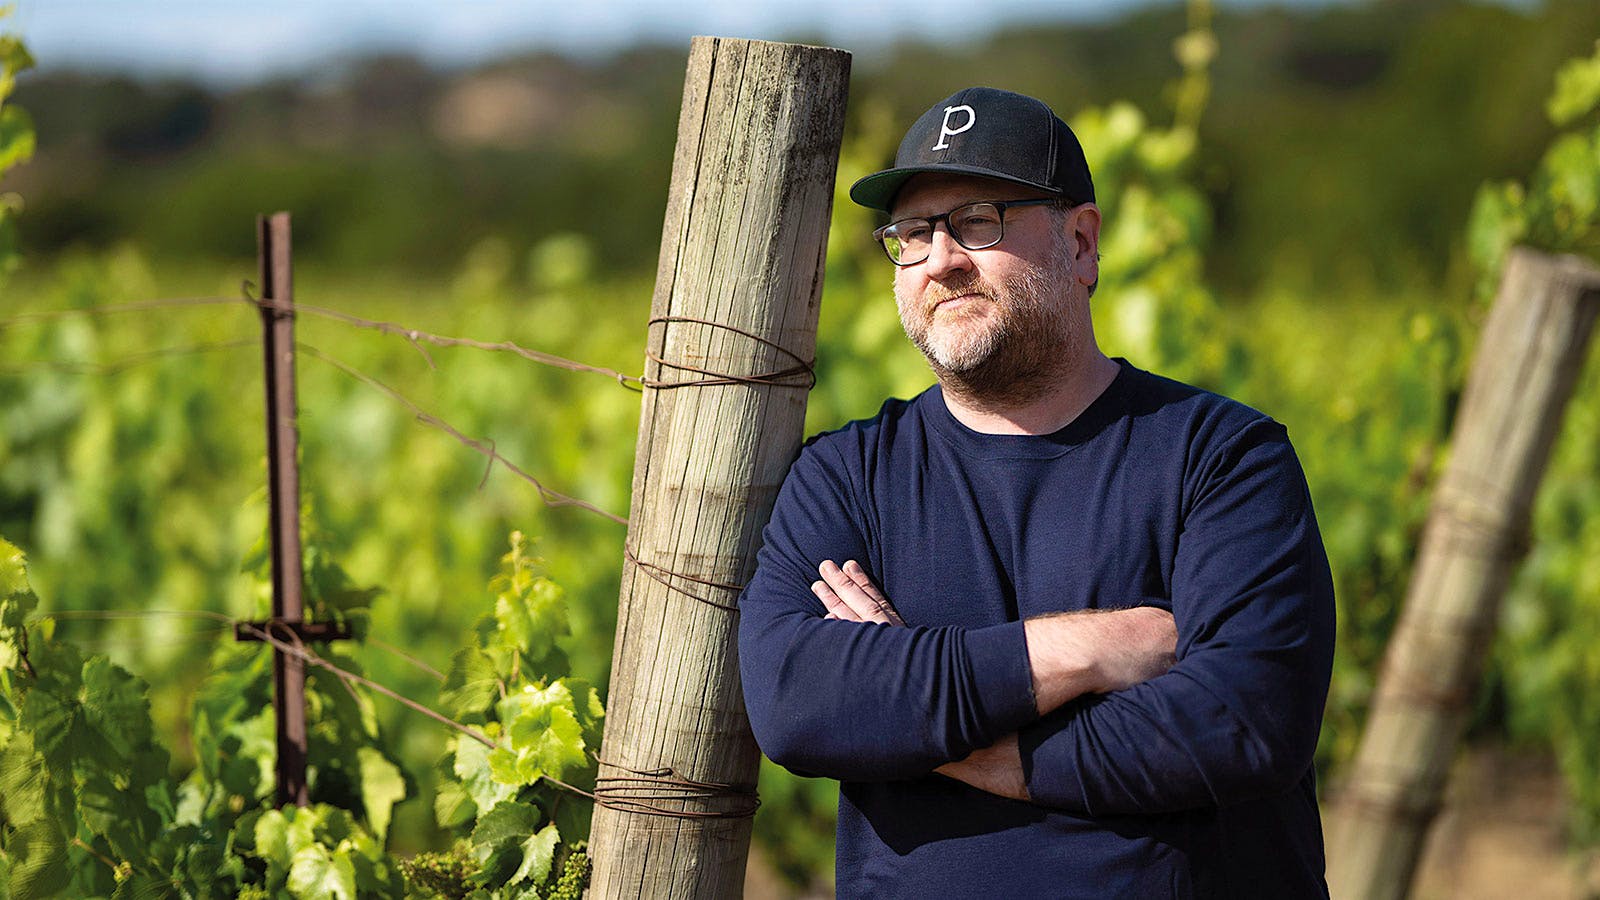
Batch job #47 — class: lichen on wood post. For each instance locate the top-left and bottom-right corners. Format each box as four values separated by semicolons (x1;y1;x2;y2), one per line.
586;36;850;899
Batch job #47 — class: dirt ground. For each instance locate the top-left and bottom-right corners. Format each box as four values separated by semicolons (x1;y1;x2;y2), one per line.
742;746;1600;899
1410;747;1599;900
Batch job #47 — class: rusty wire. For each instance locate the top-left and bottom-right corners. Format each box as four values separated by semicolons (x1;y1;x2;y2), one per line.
623;544;744;613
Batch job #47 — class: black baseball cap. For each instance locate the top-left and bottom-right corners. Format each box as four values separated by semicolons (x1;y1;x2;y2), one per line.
849;87;1095;213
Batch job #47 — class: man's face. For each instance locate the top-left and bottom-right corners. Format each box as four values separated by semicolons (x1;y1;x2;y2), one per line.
889;174;1077;379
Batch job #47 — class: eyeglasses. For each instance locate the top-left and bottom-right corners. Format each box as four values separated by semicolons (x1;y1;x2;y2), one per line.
872;198;1059;266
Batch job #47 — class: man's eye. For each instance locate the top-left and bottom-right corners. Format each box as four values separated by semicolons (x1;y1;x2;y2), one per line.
896;222;933;241
955;212;999;229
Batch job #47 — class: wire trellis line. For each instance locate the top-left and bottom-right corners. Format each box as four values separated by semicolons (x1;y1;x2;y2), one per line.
0;339;257;376
246;286;645;389
299;342;630;526
0;296;242;330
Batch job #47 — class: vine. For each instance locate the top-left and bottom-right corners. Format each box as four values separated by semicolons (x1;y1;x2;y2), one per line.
0;530;600;899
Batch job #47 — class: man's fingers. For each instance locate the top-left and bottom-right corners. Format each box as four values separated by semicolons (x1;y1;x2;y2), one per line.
811;579;859;621
842;559;906;625
819;559;905;626
819;560;879;621
819;560;900;624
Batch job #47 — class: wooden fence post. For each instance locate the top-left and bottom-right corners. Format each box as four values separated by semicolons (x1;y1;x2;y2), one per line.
586;37;850;898
1327;248;1600;900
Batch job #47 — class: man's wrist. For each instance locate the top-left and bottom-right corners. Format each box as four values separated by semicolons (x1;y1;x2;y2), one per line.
1023;607;1179;716
1022;613;1101;716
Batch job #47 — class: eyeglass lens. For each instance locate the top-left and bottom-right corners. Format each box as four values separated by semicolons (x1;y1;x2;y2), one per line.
882;202;1006;264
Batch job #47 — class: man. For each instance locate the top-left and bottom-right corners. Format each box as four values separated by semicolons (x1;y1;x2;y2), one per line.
738;87;1335;898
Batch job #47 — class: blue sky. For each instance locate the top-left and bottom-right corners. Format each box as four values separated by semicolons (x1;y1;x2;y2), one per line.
10;0;1372;85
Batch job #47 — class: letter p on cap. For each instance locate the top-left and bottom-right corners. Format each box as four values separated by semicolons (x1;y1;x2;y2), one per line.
932;104;976;151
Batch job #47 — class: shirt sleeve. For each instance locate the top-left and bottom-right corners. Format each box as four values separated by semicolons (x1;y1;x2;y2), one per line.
738;437;1040;782
1016;420;1336;814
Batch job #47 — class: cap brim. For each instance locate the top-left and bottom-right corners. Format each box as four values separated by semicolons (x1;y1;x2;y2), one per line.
848;164;1064;213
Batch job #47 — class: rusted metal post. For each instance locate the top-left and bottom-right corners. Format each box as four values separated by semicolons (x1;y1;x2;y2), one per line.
257;212;309;808
586;36;850;898
1328;248;1600;899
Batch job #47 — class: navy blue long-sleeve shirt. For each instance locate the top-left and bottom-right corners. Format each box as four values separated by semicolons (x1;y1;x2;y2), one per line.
738;360;1336;898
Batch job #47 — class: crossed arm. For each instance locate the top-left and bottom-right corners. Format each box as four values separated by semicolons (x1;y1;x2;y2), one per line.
739;424;1335;815
810;558;1177;801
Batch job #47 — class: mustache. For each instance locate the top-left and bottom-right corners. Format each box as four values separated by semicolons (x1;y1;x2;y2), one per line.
922;274;997;315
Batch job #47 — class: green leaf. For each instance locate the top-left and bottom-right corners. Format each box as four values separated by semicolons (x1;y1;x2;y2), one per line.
551;792;592;845
1466;181;1526;274
470;799;540;850
253;807;293;887
287;844;358;900
0;105;33;171
356;746;406;843
0;33;36;79
496;576;568;665
111;871;182;900
492;681;589;786
6;818;69;900
0;730;46;825
0;537;38;674
79;655;154;761
1537;132;1600;241
489;532;569;669
78;770;161;862
509;824;560;886
1547;40;1600;126
19;685;77;759
452;732;516;813
432;752;477;829
469;800;541;889
438;648;499;720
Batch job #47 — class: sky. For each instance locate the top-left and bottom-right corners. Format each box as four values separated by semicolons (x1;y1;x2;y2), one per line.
9;0;1371;85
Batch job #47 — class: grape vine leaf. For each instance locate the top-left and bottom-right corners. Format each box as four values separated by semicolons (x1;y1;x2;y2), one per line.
0;537;38;673
79;654;154;760
488;680;588;786
287;843;358;900
6;818;70;899
254;808;294;888
439;647;499;720
0;104;32;171
470;799;541;848
469;799;542;887
1548;40;1600;126
0;730;45;825
452;730;516;813
356;745;406;843
509;823;561;886
432;753;477;828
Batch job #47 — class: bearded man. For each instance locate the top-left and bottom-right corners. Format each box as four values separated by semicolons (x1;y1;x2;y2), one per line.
738;87;1336;898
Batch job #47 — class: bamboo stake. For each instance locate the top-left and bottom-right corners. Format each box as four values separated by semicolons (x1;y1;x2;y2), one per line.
586;37;850;898
1328;248;1600;900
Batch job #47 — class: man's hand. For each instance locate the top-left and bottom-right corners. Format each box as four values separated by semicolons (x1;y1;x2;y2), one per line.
811;561;1174;713
811;559;906;626
936;734;1029;801
810;560;1177;801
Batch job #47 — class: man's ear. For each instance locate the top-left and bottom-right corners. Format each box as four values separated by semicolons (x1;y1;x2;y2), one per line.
1069;203;1102;291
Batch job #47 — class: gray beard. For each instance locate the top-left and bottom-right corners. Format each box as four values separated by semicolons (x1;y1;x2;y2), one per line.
896;251;1077;409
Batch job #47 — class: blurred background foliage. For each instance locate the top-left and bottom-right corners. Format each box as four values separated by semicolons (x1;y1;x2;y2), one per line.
3;0;1600;891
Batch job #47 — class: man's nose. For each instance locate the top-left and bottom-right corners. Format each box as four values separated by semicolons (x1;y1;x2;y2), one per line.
922;224;973;279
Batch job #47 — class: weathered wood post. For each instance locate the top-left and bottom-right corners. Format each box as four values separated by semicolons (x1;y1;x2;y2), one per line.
1328;248;1600;900
586;37;850;898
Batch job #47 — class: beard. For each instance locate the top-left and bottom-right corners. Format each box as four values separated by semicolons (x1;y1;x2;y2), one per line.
895;243;1076;407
